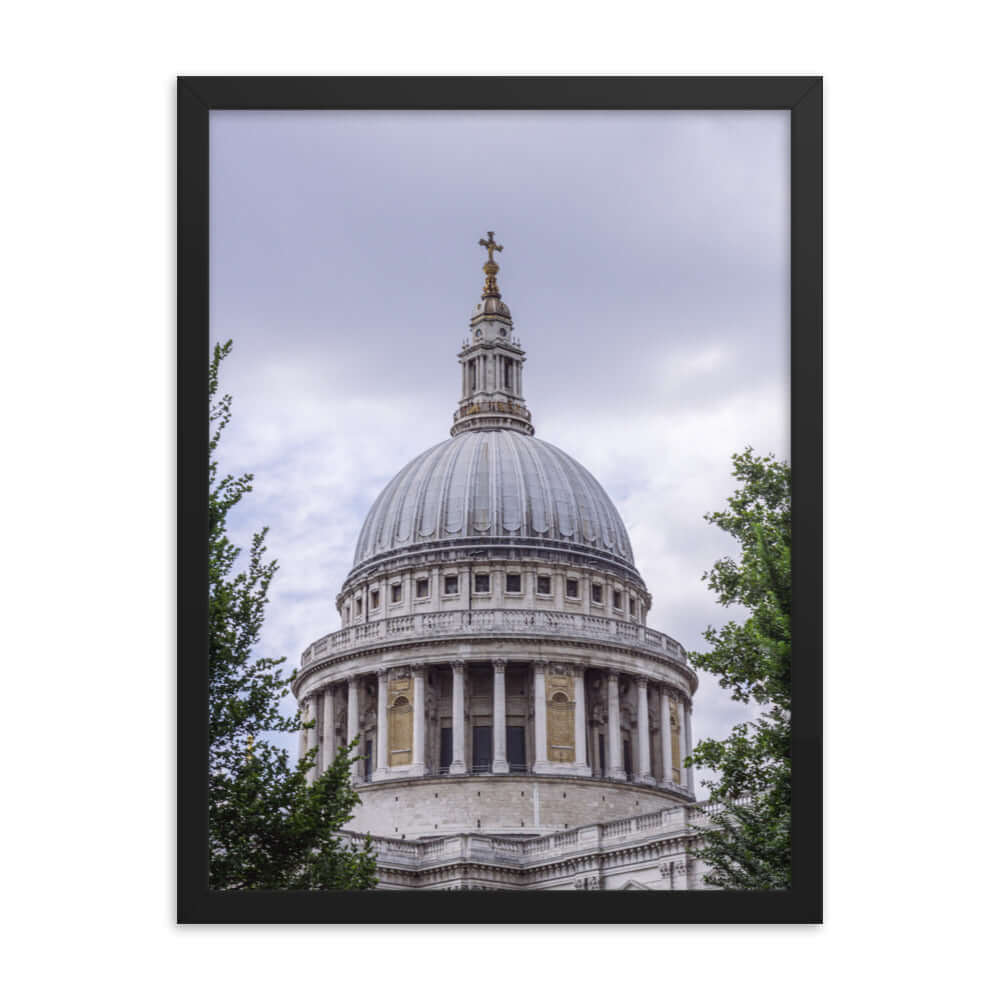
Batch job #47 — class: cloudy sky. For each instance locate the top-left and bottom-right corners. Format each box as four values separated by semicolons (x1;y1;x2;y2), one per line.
210;110;789;791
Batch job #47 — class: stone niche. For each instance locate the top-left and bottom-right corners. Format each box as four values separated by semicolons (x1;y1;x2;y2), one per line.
388;673;413;766
545;670;574;763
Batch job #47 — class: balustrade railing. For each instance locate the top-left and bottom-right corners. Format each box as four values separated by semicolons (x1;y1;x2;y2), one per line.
349;803;696;868
303;610;685;666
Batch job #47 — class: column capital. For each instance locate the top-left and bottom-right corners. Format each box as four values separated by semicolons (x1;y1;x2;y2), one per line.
450;659;466;675
410;663;425;679
347;674;360;690
636;674;648;689
532;659;547;675
376;667;390;680
491;657;507;673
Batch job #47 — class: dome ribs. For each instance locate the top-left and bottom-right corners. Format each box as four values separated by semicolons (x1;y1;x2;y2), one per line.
347;430;636;572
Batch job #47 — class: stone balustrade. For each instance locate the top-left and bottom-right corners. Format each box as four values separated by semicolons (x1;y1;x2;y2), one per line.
302;608;686;668
337;801;700;870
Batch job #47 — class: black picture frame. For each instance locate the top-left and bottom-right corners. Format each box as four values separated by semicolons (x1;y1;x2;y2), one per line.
178;76;822;924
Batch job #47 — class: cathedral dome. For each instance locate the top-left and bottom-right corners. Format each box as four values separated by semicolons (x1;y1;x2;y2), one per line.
351;430;635;575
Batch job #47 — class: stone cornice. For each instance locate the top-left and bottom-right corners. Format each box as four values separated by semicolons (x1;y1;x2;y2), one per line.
293;637;696;702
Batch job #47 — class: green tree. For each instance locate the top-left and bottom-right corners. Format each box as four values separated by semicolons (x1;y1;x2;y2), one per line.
208;340;378;890
688;447;791;890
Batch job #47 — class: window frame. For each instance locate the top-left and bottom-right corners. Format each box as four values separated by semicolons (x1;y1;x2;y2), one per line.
505;572;522;594
443;574;460;596
474;572;491;594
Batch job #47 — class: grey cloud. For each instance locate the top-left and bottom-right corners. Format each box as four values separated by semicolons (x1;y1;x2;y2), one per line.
211;109;789;775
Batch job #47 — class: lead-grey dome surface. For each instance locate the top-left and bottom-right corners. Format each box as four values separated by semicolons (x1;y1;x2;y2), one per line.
352;430;635;573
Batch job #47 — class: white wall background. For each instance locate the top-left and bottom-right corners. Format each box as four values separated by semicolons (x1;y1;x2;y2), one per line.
2;1;998;997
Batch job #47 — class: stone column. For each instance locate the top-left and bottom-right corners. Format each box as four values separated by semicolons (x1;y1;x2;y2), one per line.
636;677;653;783
449;661;467;774
573;667;589;773
492;658;509;773
660;687;674;787
374;669;389;780
305;695;319;783
533;660;547;770
684;702;695;794
347;677;360;782
322;686;335;773
606;671;625;780
412;666;427;774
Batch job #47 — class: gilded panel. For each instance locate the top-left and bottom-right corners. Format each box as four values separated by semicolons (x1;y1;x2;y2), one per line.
546;673;574;763
389;690;413;765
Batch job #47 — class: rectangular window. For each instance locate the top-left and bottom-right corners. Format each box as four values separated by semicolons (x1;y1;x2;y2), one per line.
444;575;459;595
474;573;490;593
591;583;603;604
612;590;622;610
536;575;551;595
391;583;402;604
416;578;429;599
472;726;493;773
507;726;527;773
506;573;522;593
566;578;579;598
370;589;380;610
629;597;636;616
355;597;363;616
439;727;453;774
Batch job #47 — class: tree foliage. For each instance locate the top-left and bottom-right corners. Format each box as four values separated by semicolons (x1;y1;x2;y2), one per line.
688;448;791;890
208;340;377;890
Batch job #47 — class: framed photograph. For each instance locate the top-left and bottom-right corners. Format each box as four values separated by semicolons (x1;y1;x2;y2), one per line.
179;77;821;923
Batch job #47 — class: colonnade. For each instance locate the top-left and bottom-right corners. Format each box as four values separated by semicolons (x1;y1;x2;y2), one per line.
299;660;694;793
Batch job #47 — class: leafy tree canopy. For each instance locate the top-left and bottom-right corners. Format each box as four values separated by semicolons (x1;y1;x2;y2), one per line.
688;447;791;890
208;340;377;891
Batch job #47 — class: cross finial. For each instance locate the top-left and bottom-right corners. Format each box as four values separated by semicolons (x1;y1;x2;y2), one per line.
478;231;504;297
478;231;503;264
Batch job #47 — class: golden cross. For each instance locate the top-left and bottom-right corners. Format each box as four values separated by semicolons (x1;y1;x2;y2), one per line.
478;231;503;263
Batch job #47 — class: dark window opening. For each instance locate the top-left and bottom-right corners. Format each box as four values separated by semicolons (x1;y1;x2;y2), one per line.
364;738;373;782
507;726;527;773
537;575;551;595
444;575;459;595
613;590;622;610
416;578;429;598
473;726;493;773
474;573;490;593
391;583;402;603
629;597;636;616
623;738;633;781
355;597;363;616
598;733;606;778
591;583;603;604
439;727;452;775
506;573;521;593
566;578;579;598
370;589;380;610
